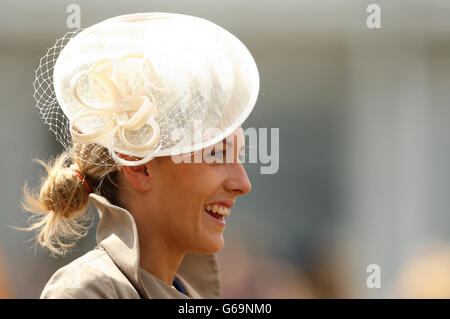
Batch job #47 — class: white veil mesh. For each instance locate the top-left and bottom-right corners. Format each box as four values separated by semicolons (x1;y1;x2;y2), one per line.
33;29;83;152
33;12;259;166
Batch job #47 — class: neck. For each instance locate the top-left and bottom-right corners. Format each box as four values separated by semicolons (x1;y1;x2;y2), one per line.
136;222;186;286
117;176;186;287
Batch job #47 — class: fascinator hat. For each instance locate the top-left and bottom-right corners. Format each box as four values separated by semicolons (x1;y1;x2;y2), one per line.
34;12;259;166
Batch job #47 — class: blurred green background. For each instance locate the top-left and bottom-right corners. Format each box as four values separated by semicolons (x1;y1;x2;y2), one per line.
1;0;450;298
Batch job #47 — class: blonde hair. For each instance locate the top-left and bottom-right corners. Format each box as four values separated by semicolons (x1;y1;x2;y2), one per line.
18;143;122;256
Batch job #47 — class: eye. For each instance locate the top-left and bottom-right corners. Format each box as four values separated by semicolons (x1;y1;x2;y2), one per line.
210;149;225;157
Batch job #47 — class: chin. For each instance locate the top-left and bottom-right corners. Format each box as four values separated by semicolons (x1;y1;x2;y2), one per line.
195;235;224;254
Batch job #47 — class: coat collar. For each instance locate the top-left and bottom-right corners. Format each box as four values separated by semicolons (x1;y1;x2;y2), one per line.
88;193;222;299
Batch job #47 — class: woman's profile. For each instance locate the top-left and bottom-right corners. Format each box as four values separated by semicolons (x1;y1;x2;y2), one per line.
20;12;259;299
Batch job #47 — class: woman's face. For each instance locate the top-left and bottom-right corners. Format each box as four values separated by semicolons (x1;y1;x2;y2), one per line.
138;127;251;254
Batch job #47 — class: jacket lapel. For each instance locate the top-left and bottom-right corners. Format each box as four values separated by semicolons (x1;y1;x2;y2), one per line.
176;253;221;298
89;193;149;298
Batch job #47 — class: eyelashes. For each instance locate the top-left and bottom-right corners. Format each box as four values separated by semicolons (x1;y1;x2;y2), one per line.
210;149;224;157
208;149;246;163
209;149;226;162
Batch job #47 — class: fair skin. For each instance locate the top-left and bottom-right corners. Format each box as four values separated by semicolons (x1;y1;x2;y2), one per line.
117;127;251;287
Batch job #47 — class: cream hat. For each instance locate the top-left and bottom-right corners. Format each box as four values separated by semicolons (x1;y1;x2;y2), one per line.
34;12;259;166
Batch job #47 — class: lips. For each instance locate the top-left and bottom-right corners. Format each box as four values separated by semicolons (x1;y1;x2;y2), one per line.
203;202;233;227
205;204;230;216
206;210;224;219
204;207;226;226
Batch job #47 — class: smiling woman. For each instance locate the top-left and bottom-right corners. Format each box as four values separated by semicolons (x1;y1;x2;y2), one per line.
117;127;251;286
19;12;259;299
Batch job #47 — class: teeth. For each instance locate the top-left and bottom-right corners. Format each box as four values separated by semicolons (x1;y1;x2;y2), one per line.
205;204;230;216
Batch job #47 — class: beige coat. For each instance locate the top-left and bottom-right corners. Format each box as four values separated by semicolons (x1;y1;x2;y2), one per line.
40;193;222;299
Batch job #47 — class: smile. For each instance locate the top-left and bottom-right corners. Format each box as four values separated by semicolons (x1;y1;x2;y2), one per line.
205;204;230;216
204;204;230;226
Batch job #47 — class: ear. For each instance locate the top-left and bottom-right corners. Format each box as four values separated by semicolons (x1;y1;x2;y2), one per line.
120;162;152;193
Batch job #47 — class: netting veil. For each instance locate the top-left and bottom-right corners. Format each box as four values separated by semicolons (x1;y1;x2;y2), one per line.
33;12;259;166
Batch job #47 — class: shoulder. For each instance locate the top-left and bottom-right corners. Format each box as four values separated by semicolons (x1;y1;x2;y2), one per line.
40;248;138;299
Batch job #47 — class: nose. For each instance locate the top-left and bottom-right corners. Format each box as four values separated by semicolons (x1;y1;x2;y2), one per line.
224;162;252;196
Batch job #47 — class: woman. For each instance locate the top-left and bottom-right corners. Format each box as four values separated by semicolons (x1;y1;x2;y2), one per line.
21;12;259;298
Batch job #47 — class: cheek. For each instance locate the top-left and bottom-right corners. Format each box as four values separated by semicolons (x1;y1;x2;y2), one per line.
169;169;227;252
173;167;224;225
191;168;225;208
175;164;223;199
156;162;226;226
152;166;208;218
